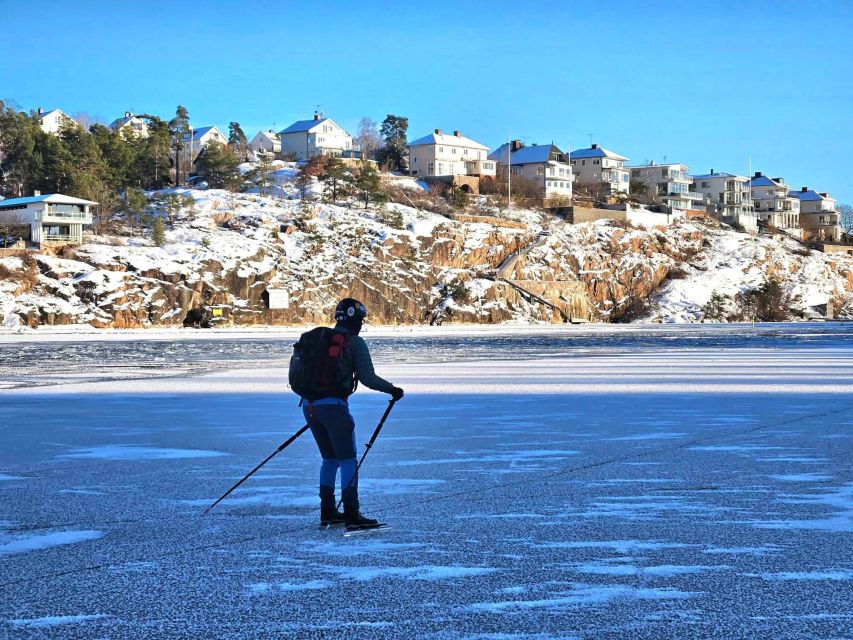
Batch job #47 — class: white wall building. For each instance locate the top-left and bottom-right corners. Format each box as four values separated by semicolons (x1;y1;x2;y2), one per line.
0;193;95;246
570;144;630;196
37;108;77;135
109;112;150;138
180;126;228;171
629;162;704;215
748;172;801;236
249;130;281;159
488;141;572;200
278;114;353;161
691;170;757;233
791;187;842;242
408;129;495;178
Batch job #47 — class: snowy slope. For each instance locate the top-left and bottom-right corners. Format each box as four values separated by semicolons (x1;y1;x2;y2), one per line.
1;181;852;329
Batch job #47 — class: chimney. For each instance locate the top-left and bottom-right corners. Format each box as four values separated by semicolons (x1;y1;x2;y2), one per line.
591;143;598;149
801;186;808;192
510;139;523;152
754;171;762;178
453;130;461;137
434;128;442;135
710;168;714;174
313;112;321;121
34;190;41;196
37;106;43;116
125;111;132;118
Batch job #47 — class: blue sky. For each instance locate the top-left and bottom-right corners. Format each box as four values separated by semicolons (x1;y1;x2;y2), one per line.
2;0;852;201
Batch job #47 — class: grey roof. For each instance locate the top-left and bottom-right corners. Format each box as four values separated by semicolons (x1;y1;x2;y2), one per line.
181;126;219;142
488;143;566;165
0;193;98;208
789;189;831;201
748;175;784;187
691;172;741;180
279;118;328;134
570;146;628;161
408;131;490;150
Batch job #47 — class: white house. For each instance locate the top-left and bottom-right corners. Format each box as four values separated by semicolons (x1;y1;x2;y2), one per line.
278;114;353;161
408;129;496;178
629;162;704;215
249;130;281;159
0;192;96;246
109;112;149;138
791;187;842;242
488;140;572;200
691;170;757;233
180;126;228;171
37;108;77;135
748;172;801;236
570;144;630;196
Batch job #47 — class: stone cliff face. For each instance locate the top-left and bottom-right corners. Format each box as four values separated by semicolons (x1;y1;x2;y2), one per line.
1;188;851;329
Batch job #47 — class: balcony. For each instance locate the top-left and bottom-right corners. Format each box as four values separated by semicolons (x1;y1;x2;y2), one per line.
41;233;81;245
37;209;93;224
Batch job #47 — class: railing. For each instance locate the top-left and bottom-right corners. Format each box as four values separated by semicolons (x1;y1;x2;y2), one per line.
37;210;91;221
42;234;79;244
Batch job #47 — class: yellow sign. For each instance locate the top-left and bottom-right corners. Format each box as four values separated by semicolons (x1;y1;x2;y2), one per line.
212;308;223;317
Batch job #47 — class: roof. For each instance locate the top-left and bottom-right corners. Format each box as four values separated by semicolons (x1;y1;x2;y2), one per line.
691;172;743;180
408;131;489;151
39;108;71;121
181;126;222;143
253;130;279;141
109;114;146;130
488;143;566;165
789;188;833;202
279;118;329;134
748;175;785;187
570;146;628;161
0;193;98;207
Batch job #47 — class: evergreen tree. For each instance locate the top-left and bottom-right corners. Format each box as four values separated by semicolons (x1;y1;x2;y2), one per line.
319;156;348;202
124;187;148;235
379;114;409;171
197;141;240;189
255;153;275;196
168;105;191;184
228;122;248;161
151;216;166;247
352;160;387;208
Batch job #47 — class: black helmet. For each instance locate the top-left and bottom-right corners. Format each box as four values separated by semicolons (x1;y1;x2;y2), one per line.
334;298;367;323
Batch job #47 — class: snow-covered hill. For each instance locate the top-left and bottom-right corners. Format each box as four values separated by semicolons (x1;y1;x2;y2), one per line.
1;179;852;329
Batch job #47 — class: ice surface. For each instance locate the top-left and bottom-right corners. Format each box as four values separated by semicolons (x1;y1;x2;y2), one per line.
2;326;852;638
0;530;103;556
7;614;107;628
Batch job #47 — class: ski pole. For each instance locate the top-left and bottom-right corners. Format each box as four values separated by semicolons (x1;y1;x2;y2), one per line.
335;399;396;512
204;423;310;515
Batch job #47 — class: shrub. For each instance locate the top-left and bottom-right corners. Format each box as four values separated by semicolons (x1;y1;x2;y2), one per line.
380;208;405;230
666;266;689;280
738;276;791;321
702;291;730;322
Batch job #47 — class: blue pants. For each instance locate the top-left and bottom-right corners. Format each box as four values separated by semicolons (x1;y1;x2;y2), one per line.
303;401;358;500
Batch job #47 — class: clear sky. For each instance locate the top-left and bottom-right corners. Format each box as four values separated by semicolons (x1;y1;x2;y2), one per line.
2;0;852;202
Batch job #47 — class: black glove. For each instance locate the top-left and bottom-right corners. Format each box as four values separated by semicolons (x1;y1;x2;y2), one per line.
390;386;405;401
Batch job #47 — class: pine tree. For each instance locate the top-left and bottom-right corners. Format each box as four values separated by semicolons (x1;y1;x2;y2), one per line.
124;187;148;235
255;153;275;196
228;122;248;162
353;160;387;208
197;142;240;189
379;114;409;172
151;216;166;247
168;105;191;184
319;156;348;202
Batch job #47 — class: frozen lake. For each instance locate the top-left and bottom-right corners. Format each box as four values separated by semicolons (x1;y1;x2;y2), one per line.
1;325;852;638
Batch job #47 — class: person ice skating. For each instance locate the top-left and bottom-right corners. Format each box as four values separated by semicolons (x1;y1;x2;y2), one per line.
295;298;404;530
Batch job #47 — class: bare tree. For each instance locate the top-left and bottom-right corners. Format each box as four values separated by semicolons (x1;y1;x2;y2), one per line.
356;117;383;160
838;203;853;237
0;212;28;247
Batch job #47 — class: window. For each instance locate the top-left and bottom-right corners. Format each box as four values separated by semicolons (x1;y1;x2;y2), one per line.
437;162;444;174
452;148;456;154
593;159;599;165
439;147;444;153
536;167;544;176
428;162;434;174
412;157;417;164
702;181;709;188
549;168;555;176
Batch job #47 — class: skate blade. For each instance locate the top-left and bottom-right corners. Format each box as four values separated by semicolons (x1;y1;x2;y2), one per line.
342;524;390;537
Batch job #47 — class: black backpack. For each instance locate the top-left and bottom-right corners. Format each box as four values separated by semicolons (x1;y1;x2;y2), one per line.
289;327;355;401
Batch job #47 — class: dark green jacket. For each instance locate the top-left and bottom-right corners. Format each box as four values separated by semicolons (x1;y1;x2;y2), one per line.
336;327;395;395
